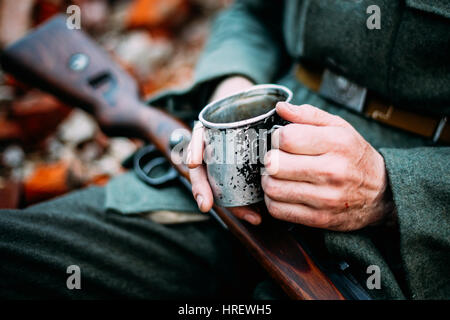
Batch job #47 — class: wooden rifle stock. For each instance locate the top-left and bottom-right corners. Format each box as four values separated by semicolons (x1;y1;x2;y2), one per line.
1;15;344;300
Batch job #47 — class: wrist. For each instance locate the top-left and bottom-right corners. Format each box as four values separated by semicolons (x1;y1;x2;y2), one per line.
210;75;255;102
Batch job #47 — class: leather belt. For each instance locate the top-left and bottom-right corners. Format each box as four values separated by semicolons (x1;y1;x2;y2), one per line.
295;63;450;144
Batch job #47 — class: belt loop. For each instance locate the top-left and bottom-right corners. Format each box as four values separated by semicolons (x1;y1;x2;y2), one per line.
433;116;448;143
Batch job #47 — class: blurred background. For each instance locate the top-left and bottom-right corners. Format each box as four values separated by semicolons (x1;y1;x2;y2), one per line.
0;0;230;209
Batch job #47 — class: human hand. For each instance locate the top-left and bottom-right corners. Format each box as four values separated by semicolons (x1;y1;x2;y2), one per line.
262;102;394;231
187;76;265;225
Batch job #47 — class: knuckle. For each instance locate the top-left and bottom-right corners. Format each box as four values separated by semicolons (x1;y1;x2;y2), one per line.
309;108;324;120
189;172;202;196
300;104;315;113
304;104;319;113
313;185;345;208
262;176;278;198
264;149;274;165
319;166;337;181
336;131;350;146
191;186;200;198
337;131;357;150
264;150;280;174
321;195;341;208
332;188;346;203
323;158;350;183
279;125;294;148
311;212;331;228
190;182;200;197
265;197;280;218
278;127;288;148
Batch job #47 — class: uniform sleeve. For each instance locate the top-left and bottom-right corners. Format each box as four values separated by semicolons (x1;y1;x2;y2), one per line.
194;0;287;85
379;146;450;299
149;0;288;118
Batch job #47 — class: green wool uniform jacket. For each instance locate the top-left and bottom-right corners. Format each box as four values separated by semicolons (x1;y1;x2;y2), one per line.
109;0;450;299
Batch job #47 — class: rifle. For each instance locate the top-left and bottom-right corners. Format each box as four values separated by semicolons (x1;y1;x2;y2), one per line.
0;15;347;300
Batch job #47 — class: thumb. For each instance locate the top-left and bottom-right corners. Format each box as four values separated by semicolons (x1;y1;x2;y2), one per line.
275;102;348;127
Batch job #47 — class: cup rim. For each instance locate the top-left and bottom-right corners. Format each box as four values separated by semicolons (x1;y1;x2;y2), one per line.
198;84;293;130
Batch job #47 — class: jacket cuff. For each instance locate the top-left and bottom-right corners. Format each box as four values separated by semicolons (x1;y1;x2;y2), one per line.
146;67;259;121
379;147;450;298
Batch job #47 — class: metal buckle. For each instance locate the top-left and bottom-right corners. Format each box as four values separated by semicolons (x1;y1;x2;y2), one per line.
319;69;367;113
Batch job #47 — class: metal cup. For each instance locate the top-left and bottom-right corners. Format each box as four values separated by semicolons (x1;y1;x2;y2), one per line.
198;84;293;207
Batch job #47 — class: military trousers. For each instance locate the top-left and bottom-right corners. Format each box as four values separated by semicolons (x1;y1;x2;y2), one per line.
0;186;284;299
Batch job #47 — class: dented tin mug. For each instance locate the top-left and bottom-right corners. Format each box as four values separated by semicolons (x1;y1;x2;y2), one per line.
198;84;293;207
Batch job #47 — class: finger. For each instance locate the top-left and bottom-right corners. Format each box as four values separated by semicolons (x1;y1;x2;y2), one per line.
262;175;317;204
261;175;344;209
264;149;332;183
271;124;334;155
187;122;204;169
276;102;349;127
189;166;213;212
264;195;336;229
228;206;262;225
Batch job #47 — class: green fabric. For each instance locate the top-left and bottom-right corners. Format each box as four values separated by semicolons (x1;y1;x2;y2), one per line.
391;0;450;113
380;147;450;299
105;172;199;214
0;187;256;299
406;0;450;19
194;0;288;85
285;0;450;114
323;228;407;300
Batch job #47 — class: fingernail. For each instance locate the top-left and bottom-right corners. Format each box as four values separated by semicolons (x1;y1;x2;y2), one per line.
244;214;259;225
196;195;204;210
